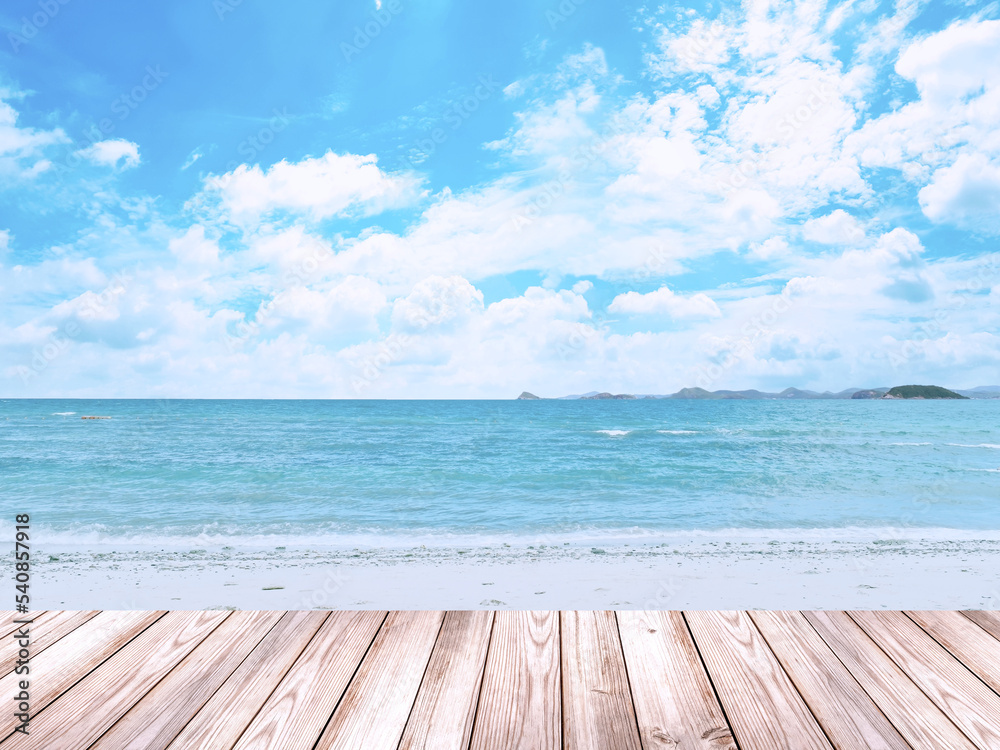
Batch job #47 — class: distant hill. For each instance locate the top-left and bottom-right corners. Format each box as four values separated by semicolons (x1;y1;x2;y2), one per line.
516;391;540;400
851;389;887;400
956;386;1000;399
883;385;968;400
528;384;992;400
666;387;859;400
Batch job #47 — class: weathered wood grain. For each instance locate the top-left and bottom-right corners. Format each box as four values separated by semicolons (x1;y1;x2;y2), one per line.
166;610;329;750
470;610;561;750
559;611;641;750
805;610;976;749
962;610;1000;642
685;610;831;750
0;613;43;640
91;610;284;750
316;610;445;750
850;610;1000;748
750;610;909;750
0;610;164;740
398;611;494;750
230;610;386;750
0;610;98;678
617;610;734;750
909;610;1000;695
4;609;999;750
0;610;227;750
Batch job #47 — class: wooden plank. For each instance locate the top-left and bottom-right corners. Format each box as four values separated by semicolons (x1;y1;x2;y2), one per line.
618;611;736;749
166;611;329;750
560;611;641;750
909;610;1000;695
961;610;1000;643
0;610;164;739
0;613;42;640
90;611;284;750
804;611;976;749
684;610;831;750
398;611;494;750
469;610;561;750
0;611;99;677
0;610;228;750
316;610;445;750
0;611;59;656
230;610;386;750
750;611;909;750
850;610;1000;748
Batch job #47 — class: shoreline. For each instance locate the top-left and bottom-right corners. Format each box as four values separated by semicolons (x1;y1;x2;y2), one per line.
35;536;1000;611
23;525;1000;552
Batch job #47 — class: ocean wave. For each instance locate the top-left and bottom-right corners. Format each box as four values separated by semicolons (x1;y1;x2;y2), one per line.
658;429;698;435
17;522;1000;552
948;443;1000;449
52;412;76;416
595;429;631;436
969;468;1000;472
889;442;932;446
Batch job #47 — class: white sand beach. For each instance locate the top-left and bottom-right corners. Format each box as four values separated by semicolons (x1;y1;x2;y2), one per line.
35;536;1000;611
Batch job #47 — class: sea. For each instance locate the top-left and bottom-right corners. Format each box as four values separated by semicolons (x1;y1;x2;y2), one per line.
2;399;998;549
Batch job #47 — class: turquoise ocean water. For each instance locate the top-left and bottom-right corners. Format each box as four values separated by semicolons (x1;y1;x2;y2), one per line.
2;399;998;547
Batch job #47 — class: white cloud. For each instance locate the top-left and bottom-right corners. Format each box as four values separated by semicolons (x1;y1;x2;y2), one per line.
848;18;1000;235
203;151;422;225
919;154;1000;233
76;139;141;170
801;209;865;245
391;276;484;331
181;148;204;171
609;285;721;319
749;236;790;260
5;8;1000;397
896;19;1000;103
169;225;220;267
0;229;10;253
257;276;387;338
0;93;67;179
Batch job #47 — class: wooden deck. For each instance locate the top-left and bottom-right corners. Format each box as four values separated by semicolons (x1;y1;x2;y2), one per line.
3;610;1000;749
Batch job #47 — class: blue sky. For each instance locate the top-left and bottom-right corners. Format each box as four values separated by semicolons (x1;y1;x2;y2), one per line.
1;0;999;397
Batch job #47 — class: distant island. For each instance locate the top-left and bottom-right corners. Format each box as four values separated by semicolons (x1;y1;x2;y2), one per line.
882;385;967;399
517;384;996;400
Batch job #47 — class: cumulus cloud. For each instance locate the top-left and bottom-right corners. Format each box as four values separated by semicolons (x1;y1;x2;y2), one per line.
202;151;422;225
392;276;484;331
169;226;220;267
848;17;1000;234
5;5;1000;396
919;154;1000;233
257;276;387;338
895;19;1000;103
609;286;722;319
76;139;141;170
801;209;865;245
